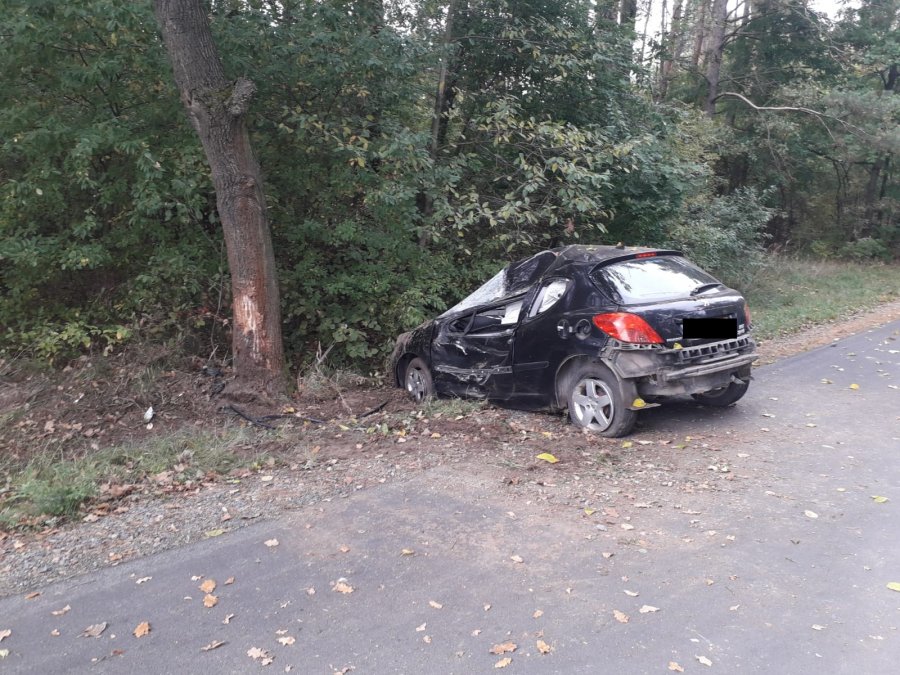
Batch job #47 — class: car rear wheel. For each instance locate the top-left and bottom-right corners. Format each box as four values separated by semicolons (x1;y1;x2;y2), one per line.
564;363;636;437
692;379;749;407
404;357;434;403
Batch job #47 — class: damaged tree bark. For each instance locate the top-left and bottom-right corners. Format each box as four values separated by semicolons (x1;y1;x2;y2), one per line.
154;0;286;399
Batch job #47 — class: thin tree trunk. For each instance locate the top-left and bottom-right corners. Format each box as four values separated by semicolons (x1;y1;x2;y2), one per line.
430;0;458;158
154;0;286;398
658;0;683;100
704;0;728;116
690;0;708;69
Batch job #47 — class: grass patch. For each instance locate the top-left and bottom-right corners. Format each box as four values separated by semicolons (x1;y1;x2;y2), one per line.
0;428;269;528
745;258;900;340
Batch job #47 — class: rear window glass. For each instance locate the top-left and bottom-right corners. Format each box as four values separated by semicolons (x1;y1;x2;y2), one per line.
592;256;719;304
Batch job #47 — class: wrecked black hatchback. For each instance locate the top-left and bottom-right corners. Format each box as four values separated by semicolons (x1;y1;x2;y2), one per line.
390;245;757;436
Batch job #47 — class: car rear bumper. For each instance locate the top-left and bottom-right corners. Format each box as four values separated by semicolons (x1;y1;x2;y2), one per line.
605;335;757;396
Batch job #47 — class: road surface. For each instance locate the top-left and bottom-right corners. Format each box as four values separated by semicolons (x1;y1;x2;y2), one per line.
1;321;898;673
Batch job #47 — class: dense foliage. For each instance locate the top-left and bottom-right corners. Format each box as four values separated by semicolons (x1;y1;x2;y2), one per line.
0;0;895;367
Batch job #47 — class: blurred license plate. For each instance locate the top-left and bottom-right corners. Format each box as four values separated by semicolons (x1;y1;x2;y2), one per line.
682;318;737;340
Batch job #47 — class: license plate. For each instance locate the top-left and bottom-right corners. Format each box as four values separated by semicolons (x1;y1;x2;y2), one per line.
681;318;737;340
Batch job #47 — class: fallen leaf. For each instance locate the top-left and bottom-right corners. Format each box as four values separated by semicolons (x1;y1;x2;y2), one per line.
429;600;443;609
533;609;544;619
51;605;71;616
584;508;595;515
639;605;660;613
333;581;354;594
668;662;684;672
613;610;629;623
136;577;152;584
494;657;512;668
0;630;9;643
422;635;432;644
247;647;273;665
696;655;712;666
339;545;350;553
0;650;8;659
886;582;900;592
50;629;59;637
536;639;552;654
225;577;235;585
222;614;235;624
203;594;218;608
620;523;635;531
602;552;614;559
510;555;524;563
133;622;151;638
484;604;492;611
872;495;889;504
536;453;559;464
277;636;295;646
202;640;226;651
812;624;825;631
81;622;108;638
804;510;819;519
849;383;860;390
632;397;647;408
416;623;426;632
25;592;41;600
624;590;639;597
401;548;415;556
204;529;225;538
621;441;633;449
200;579;217;594
489;642;517;655
264;538;279;548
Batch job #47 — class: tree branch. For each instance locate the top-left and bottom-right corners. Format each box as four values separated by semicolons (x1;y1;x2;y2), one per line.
713;92;871;140
226;77;256;117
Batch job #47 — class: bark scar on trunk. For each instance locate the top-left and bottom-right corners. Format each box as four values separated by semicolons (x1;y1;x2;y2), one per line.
234;292;263;362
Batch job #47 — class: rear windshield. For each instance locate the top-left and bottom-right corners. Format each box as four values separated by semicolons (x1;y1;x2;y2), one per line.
592;255;719;304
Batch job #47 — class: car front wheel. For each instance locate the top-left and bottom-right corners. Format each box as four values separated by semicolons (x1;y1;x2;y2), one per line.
564;363;636;437
692;379;750;407
404;357;434;403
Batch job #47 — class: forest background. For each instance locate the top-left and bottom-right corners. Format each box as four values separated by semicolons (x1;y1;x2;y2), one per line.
1;0;897;374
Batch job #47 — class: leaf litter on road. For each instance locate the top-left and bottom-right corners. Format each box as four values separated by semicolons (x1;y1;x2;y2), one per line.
489;642;517;655
133;622;151;638
494;657;512;668
247;647;274;665
536;639;552;654
81;622;108;638
201;640;226;651
199;579;216;594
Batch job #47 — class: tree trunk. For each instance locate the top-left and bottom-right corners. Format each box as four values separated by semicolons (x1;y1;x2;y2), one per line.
704;0;728;116
154;0;286;398
658;0;683;100
690;0;708;69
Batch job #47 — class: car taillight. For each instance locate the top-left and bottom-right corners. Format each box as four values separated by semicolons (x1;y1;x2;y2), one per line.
743;302;752;327
592;313;664;344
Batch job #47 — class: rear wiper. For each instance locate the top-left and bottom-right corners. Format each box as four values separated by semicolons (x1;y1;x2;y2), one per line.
690;282;724;296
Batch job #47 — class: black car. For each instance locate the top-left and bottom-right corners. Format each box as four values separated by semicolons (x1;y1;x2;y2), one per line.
390;245;757;436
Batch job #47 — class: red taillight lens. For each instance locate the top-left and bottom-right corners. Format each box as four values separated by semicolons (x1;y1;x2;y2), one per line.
592;313;664;344
743;302;752;327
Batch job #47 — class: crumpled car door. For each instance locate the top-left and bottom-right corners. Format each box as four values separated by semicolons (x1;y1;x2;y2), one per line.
431;296;525;399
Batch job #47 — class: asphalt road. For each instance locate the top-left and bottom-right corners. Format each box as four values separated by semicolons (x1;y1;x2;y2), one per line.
1;321;898;674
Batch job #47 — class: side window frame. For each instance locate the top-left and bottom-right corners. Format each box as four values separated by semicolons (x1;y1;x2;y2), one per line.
524;278;571;320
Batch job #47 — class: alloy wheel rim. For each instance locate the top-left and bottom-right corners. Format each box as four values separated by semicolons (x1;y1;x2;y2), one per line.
571;377;614;430
406;368;427;402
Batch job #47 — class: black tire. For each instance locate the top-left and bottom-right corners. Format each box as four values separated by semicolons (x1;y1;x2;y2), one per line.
404;357;434;403
692;379;750;407
562;362;636;437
